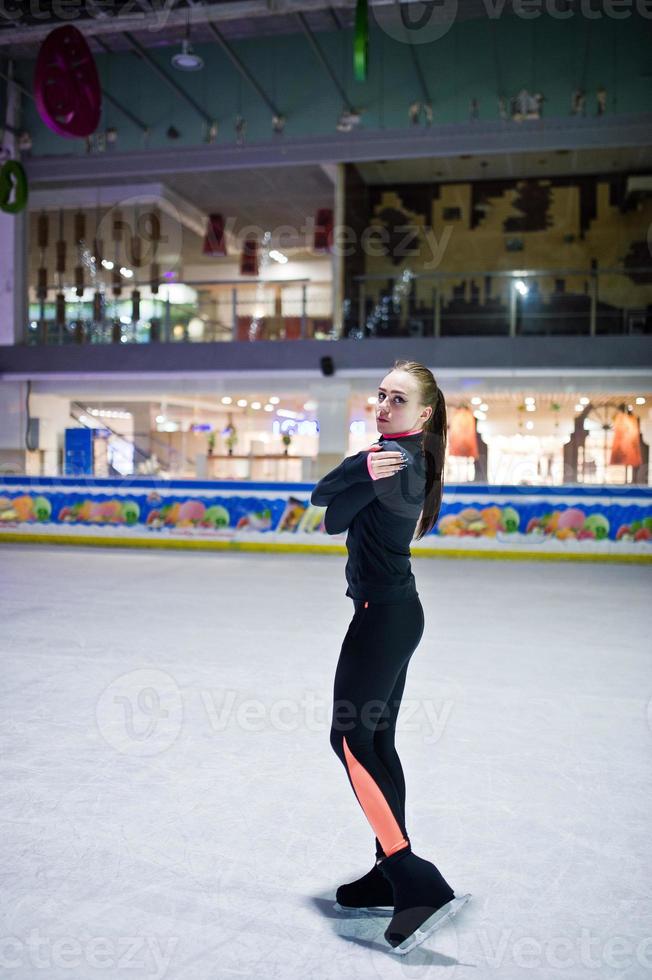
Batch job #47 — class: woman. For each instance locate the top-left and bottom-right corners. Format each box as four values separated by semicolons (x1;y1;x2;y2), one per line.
310;359;471;955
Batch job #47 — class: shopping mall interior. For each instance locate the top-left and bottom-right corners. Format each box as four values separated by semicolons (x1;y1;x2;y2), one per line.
0;5;651;492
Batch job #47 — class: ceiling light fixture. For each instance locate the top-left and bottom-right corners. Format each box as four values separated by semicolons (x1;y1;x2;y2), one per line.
172;25;204;72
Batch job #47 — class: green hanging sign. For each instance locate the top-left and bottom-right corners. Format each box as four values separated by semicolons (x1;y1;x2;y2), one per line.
0;159;29;214
354;0;368;82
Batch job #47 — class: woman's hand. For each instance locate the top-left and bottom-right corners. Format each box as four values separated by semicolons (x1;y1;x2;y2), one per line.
368;450;407;480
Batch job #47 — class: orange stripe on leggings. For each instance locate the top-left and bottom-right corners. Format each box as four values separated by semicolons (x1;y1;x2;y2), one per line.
342;735;409;858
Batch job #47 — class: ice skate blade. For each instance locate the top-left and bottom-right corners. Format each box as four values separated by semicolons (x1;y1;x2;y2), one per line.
333;901;393;917
388;893;472;955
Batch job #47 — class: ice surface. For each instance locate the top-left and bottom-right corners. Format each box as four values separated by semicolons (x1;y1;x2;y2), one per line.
1;544;650;979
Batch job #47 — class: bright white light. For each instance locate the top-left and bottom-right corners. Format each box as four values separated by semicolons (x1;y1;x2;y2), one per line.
579;396;589;406
471;397;482;406
514;279;529;296
120;267;134;278
277;408;301;419
473;410;487;421
350;420;366;435
221;396;232;405
367;396;377;405
237;399;248;407
574;404;583;412
264;404;274;412
526;404;536;412
119;315;131;325
269;249;288;264
156;415;166;423
526;420;534;430
251;402;261;410
303;400;317;411
635;396;646;405
101;259;114;270
269;396;280;404
298;420;318;436
480;403;489;411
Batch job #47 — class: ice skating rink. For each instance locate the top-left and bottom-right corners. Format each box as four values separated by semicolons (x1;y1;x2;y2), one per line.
1;543;650;980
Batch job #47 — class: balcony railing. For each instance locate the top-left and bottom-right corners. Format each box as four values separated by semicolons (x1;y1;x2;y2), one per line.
348;267;652;338
25;278;336;345
23;267;652;344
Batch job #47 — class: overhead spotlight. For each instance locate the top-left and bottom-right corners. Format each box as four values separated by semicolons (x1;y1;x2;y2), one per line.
172;28;204;71
336;109;361;132
269;249;288;264
514;279;529;296
272;114;286;134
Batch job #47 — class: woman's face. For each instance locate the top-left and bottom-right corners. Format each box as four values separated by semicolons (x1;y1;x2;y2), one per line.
375;370;432;434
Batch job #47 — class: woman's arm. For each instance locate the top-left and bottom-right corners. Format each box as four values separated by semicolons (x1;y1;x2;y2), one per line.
311;442;411;534
310;450;378;507
323;480;379;534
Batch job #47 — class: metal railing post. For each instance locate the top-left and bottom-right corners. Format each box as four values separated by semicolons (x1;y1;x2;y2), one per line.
301;283;307;339
358;280;365;335
589;270;597;336
509;280;517;337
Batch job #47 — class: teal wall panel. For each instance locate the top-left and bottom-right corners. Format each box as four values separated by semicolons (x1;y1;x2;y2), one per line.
16;14;652;157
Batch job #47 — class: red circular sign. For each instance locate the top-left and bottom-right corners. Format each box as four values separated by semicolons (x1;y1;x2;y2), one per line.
34;25;102;138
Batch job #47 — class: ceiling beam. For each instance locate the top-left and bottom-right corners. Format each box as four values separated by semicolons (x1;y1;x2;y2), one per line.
295;12;355;115
0;0;450;48
122;32;215;129
203;20;284;123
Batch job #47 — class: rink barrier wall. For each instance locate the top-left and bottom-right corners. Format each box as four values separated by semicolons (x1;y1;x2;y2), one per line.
0;477;651;563
0;533;651;564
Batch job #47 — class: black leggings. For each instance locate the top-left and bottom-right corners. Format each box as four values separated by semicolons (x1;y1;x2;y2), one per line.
329;595;425;859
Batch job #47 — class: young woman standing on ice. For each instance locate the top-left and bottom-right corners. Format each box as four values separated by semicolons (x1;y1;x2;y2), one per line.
311;359;471;955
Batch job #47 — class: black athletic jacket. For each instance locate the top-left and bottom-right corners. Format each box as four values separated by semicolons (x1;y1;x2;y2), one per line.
310;432;427;603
